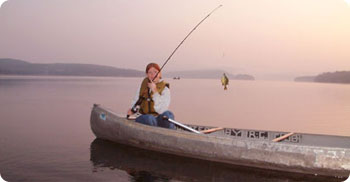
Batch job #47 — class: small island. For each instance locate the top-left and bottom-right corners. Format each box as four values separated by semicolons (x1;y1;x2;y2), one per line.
295;71;350;84
314;71;350;84
232;74;255;81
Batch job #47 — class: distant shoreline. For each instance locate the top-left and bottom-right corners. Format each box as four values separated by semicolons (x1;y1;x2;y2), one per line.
295;71;350;84
0;58;255;80
0;74;247;81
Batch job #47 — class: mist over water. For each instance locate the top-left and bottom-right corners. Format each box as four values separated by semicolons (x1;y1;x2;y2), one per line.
0;76;349;181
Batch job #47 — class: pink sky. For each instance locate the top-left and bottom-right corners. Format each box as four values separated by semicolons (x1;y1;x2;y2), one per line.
0;0;350;80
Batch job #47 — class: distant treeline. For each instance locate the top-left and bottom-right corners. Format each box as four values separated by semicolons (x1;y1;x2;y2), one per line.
295;71;350;84
1;58;252;80
314;71;350;84
0;58;144;77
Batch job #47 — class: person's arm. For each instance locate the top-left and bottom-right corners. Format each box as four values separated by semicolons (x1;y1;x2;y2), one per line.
152;87;170;114
130;85;140;108
127;85;141;115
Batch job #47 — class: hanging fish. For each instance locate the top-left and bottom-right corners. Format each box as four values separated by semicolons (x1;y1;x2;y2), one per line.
221;73;229;90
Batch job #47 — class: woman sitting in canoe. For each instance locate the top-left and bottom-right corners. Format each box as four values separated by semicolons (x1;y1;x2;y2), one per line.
127;63;175;129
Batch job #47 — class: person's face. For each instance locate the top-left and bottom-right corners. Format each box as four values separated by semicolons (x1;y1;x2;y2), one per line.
147;67;161;82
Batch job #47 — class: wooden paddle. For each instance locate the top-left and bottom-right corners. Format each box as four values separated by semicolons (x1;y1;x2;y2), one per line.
201;127;224;134
165;117;201;134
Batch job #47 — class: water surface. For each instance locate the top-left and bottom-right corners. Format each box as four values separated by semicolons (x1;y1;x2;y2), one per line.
0;76;349;181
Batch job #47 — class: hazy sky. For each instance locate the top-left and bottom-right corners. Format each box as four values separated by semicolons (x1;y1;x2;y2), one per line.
1;0;350;80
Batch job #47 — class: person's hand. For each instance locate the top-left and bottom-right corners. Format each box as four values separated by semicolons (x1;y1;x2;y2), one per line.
148;81;158;93
127;109;133;116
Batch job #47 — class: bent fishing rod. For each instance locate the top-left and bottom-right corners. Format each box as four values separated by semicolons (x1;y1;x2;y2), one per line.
129;5;223;116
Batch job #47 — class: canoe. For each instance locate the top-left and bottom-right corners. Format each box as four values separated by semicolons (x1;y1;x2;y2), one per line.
90;104;350;178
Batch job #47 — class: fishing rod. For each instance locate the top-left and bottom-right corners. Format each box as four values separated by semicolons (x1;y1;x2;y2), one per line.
129;5;223;115
153;4;223;81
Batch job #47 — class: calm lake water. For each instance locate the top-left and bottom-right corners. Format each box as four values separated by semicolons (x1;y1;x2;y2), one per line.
0;75;349;182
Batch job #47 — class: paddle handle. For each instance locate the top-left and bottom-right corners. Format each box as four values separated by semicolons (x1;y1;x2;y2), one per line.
272;132;295;142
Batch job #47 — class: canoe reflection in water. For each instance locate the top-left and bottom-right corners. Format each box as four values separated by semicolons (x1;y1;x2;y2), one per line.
89;139;342;182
